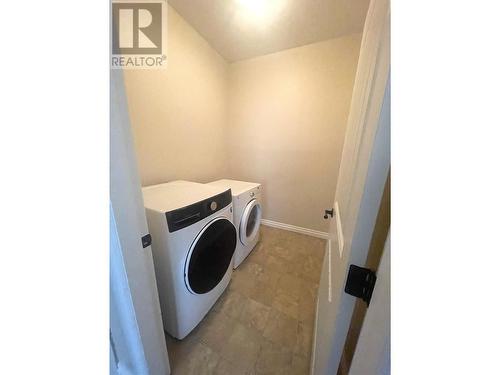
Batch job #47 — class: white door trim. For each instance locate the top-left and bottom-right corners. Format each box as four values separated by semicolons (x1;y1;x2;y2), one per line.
334;201;344;258
110;204;149;375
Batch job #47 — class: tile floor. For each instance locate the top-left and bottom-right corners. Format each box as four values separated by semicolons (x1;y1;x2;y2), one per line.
165;225;326;375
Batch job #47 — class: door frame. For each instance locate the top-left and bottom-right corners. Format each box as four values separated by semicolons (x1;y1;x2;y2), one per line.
348;230;390;375
329;77;390;373
311;0;390;372
110;69;171;375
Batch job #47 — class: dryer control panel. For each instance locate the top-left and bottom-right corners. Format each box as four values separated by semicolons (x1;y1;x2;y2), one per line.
165;189;232;233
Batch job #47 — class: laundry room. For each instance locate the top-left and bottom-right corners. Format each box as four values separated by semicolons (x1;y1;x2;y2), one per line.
110;0;389;374
6;0;500;372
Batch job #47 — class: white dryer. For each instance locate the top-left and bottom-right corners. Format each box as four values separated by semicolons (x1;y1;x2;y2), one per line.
142;181;236;339
207;179;262;268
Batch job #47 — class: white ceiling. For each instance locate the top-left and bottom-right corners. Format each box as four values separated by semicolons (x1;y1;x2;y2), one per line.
168;0;370;62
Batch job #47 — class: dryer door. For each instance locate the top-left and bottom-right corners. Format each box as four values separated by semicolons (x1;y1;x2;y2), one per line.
185;217;237;294
240;199;262;246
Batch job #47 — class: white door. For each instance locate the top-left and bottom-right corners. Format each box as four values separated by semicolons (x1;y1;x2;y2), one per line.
110;69;171;375
349;230;390;375
311;0;390;373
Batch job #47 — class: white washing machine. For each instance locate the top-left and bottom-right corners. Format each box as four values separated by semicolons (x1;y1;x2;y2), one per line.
207;179;262;268
142;181;236;339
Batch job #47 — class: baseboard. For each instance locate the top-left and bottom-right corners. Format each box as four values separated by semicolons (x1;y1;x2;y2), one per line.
261;219;329;240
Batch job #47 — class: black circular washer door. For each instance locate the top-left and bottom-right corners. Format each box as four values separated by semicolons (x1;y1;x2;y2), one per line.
186;218;237;294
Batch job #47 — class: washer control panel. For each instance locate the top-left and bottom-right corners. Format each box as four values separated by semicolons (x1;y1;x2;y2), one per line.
165;189;232;233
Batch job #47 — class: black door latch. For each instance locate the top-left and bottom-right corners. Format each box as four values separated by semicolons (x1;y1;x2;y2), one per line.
141;234;152;248
324;208;334;219
344;264;377;306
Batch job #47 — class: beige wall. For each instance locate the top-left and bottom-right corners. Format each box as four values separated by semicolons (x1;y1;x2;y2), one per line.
227;35;361;232
123;6;229;186
123;7;361;233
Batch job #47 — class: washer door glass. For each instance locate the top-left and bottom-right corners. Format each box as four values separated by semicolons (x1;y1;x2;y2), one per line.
185;218;237;294
240;199;262;246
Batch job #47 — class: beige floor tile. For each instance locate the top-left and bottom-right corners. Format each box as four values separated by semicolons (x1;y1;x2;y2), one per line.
230;269;257;297
261;226;288;246
246;244;268;265
289;354;310;375
299;255;323;283
247;279;276;306
256;266;281;288
294;322;313;359
291;245;313;257
238;260;264;278
214;357;249;375
218;289;246;320
253;338;293;375
297;283;317;325
219;322;262;373
288;252;307;274
272;291;299;319
174;342;219;375
271;244;295;262
166;226;321;375
198;310;237;352
276;273;304;299
298;298;316;325
240;297;271;332
265;254;293;274
262;309;298;350
288;235;325;258
248;240;263;253
311;245;326;261
165;326;202;370
296;278;319;302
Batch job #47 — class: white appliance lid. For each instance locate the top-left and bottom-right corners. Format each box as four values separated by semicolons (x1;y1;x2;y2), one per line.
142;180;229;212
207;179;261;196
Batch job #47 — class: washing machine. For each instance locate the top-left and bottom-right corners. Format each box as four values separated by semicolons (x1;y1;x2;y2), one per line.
207;179;262;268
142;180;237;339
